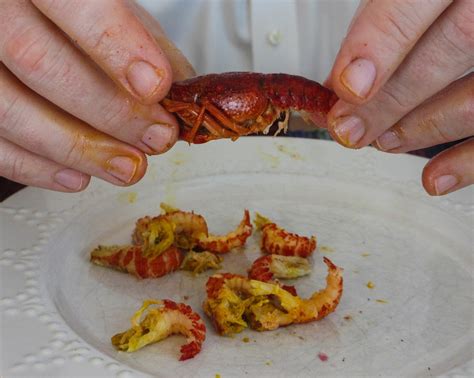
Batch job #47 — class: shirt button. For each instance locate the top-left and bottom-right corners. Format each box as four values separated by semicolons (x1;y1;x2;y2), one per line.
267;29;283;46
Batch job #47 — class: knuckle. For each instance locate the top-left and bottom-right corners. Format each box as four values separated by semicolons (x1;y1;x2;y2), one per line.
6;149;27;183
32;0;67;13
462;76;474;123
100;90;135;133
63;132;88;168
0;79;22;132
439;7;474;61
425;117;453;144
4;24;56;82
378;81;414;112
371;7;419;52
454;5;474;51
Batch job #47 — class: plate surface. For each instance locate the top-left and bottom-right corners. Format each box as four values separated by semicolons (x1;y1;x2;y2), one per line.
1;138;473;377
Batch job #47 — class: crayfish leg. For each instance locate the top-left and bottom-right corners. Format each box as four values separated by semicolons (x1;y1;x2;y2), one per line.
202;100;249;135
188;105;207;142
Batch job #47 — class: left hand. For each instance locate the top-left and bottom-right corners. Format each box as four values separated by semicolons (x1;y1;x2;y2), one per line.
323;0;473;196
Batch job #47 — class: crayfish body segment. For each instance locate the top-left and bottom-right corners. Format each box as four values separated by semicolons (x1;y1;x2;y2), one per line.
112;299;206;361
203;257;343;335
90;245;182;279
162;72;338;144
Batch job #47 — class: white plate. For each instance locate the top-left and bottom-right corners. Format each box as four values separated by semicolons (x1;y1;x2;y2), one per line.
1;138;473;377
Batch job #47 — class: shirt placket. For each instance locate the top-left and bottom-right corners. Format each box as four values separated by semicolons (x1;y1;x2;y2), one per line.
249;0;300;73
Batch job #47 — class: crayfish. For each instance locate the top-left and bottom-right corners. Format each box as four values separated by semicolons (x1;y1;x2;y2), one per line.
162;72;338;144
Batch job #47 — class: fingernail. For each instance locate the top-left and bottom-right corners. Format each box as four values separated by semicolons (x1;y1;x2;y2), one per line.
376;130;401;151
106;156;137;184
332;116;365;147
54;169;84;190
434;175;458;195
142;124;174;153
341;58;376;98
126;60;163;99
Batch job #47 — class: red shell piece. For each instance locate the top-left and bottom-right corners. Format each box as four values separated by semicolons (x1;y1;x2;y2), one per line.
261;223;316;258
162;300;206;361
197;210;253;254
90;245;182;279
205;273;244;299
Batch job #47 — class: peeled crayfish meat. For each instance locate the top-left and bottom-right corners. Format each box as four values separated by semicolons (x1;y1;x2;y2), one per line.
196;210;252;254
133;204;208;250
180;251;223;274
133;204;253;254
247;254;311;295
112;300;206;361
203;257;343;335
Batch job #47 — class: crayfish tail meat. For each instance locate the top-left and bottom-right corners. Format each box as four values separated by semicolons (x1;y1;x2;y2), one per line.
112;299;206;361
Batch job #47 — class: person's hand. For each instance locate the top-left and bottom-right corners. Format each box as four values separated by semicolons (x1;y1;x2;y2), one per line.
322;0;473;196
0;0;194;192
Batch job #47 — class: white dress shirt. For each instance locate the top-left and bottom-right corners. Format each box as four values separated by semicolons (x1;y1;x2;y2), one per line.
138;0;359;82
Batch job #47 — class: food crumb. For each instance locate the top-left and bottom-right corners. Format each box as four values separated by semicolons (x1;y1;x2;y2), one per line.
298;336;305;340
367;281;375;289
320;245;334;253
344;315;352;321
183;295;189;300
318;352;328;362
170;152;187;165
265;360;272;366
376;299;388;304
361;252;370;257
242;337;250;343
215;374;221;378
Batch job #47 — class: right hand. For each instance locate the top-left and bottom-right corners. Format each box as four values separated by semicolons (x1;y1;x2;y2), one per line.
0;0;195;192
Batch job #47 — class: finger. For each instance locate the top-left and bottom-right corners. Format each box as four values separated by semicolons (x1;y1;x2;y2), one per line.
374;73;474;153
323;0;370;89
0;64;146;186
32;0;172;104
0;137;90;192
328;0;474;148
328;0;451;104
130;1;196;81
422;138;474;195
0;1;178;155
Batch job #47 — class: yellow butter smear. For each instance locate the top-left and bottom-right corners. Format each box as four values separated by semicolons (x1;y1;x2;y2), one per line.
169;152;188;166
117;191;138;204
276;143;304;160
257;147;280;168
320;245;334;253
